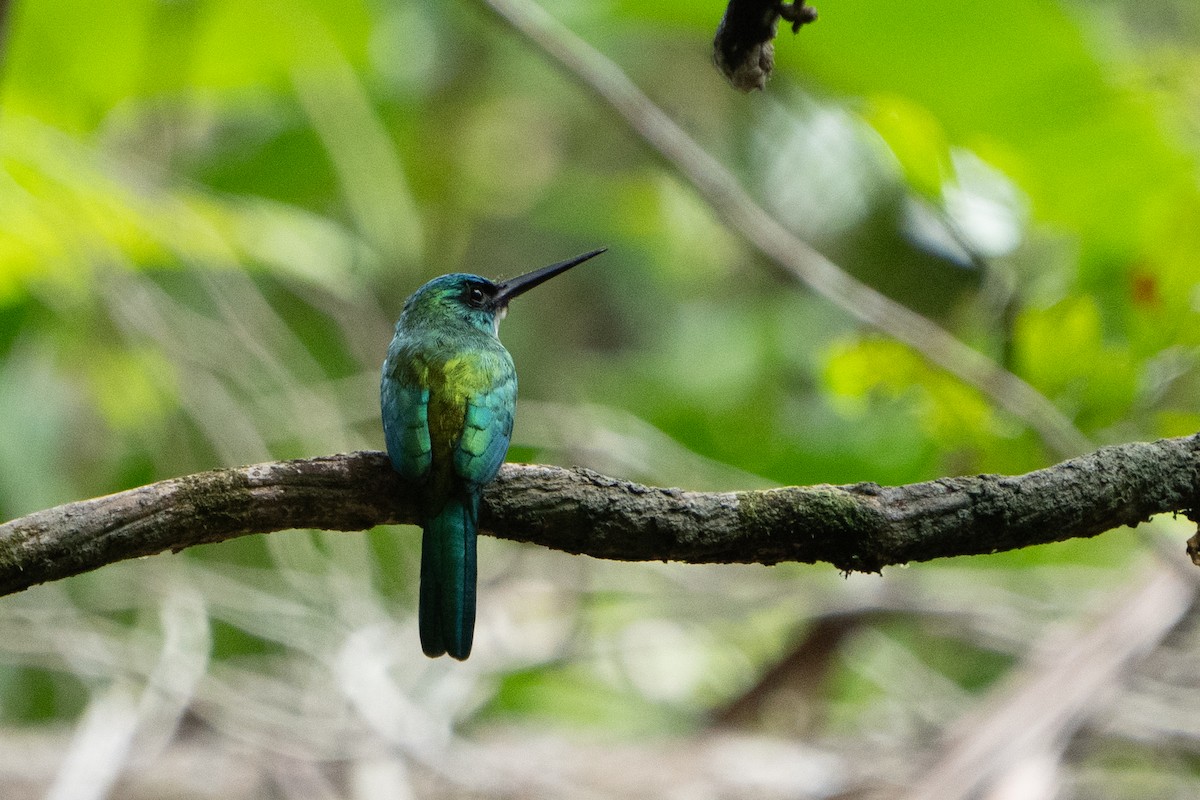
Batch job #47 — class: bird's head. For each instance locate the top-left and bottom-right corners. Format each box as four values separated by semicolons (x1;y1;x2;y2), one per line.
400;248;606;336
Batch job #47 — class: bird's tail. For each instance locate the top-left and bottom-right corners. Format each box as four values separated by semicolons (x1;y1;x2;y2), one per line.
419;493;478;660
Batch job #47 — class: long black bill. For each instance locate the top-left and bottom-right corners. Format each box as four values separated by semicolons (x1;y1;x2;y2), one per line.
494;248;606;306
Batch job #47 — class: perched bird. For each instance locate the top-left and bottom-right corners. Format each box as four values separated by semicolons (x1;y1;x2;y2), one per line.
381;248;606;660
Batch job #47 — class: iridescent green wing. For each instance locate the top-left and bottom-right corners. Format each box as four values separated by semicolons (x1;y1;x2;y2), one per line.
446;349;517;488
381;343;433;482
454;386;516;488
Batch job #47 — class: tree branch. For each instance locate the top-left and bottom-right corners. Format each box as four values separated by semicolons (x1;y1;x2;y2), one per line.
1;435;1197;596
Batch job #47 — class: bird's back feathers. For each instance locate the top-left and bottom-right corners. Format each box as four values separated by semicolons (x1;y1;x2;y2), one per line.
382;317;516;661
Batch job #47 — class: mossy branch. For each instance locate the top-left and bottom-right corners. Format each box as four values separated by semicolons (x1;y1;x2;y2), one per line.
1;435;1198;595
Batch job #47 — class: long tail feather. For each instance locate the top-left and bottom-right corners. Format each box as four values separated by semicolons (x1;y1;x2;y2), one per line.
418;495;478;660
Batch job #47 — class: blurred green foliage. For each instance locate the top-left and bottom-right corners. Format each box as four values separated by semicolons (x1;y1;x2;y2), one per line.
0;0;1199;793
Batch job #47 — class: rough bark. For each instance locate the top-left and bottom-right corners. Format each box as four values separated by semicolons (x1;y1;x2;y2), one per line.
0;435;1198;596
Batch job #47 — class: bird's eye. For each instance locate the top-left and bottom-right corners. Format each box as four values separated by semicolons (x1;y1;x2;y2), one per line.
466;287;487;308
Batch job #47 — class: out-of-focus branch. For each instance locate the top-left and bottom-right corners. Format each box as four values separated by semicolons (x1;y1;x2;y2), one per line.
477;0;1093;461
1;436;1198;596
892;562;1197;800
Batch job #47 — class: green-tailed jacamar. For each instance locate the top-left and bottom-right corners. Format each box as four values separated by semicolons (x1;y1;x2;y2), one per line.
381;248;606;660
